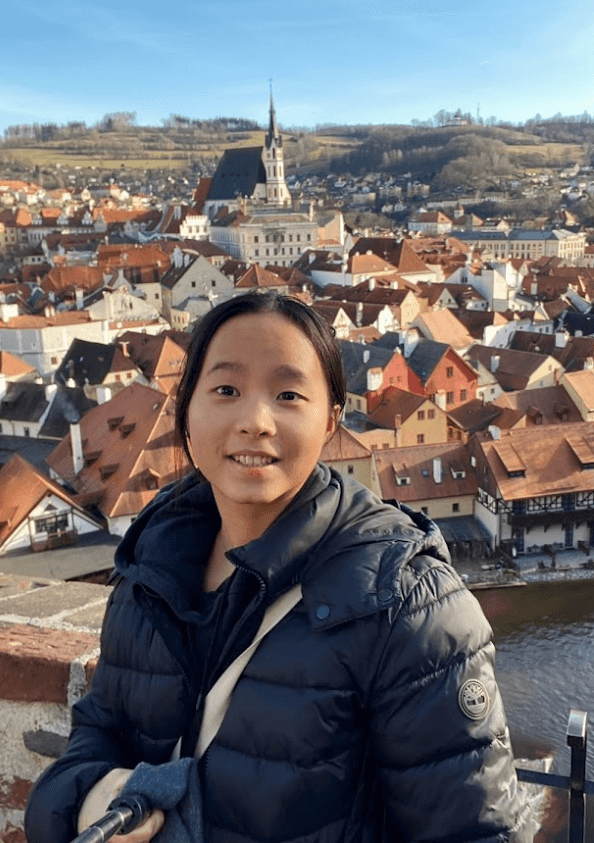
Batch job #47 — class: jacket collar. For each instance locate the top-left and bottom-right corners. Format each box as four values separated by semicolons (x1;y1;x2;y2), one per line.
115;465;449;629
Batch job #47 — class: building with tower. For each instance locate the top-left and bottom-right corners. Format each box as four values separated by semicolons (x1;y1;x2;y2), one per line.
204;95;318;268
203;94;291;220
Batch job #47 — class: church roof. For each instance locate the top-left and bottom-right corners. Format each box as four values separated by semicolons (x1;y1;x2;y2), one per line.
207;146;266;202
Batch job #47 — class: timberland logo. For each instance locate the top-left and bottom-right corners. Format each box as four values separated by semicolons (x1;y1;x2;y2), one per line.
458;679;490;720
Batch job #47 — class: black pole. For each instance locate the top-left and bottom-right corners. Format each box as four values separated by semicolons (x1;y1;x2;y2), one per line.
567;709;587;843
69;793;152;843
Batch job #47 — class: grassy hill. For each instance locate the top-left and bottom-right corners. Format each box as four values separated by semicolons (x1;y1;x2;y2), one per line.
0;116;592;188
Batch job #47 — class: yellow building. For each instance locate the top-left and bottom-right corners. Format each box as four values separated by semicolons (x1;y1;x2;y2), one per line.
367;388;449;446
321;425;380;497
373;442;477;519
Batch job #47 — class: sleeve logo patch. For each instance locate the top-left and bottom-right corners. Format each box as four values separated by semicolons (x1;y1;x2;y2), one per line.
458;679;490;720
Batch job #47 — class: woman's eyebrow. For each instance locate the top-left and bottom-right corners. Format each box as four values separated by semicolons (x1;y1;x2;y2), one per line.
273;365;309;384
206;361;308;383
206;361;244;376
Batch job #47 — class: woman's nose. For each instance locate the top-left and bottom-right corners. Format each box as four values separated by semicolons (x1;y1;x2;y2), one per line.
239;398;276;436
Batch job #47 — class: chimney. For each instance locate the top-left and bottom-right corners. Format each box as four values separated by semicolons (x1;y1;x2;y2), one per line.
0;373;6;401
555;330;569;349
488;424;501;440
584;357;594;371
368;277;376;291
394;414;402;428
434;391;446;410
70;422;84;474
356;301;363;327
119;340;129;357
75;287;84;310
490;354;501;373
96;385;113;404
433;456;443;484
363;349;370;364
45;383;57;402
402;329;419;359
367;366;383;392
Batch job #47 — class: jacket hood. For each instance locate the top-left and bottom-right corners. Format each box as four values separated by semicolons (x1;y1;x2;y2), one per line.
114;463;450;628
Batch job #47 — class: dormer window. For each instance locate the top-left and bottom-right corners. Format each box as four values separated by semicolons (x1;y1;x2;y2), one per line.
100;463;119;481
397;476;411;486
107;416;124;431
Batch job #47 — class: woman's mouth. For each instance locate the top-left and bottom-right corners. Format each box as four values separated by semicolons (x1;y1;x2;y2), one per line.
230;454;278;467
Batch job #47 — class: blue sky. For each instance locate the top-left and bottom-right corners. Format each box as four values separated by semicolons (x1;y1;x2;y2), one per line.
2;0;594;134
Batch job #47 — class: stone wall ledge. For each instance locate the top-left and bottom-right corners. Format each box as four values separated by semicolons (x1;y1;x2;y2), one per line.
0;573;112;842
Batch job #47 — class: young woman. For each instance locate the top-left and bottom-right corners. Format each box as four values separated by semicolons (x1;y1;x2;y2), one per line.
26;291;533;843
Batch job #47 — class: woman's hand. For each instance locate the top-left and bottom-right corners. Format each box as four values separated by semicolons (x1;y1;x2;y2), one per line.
77;767;165;842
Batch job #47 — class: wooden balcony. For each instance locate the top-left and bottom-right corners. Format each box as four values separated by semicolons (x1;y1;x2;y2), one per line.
507;507;594;530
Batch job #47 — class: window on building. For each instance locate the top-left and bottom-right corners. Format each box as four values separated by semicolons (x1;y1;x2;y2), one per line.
155;293;160;300
191;281;196;288
24;427;30;437
446;391;455;404
417;433;425;444
460;389;467;402
446;366;454;378
254;236;259;243
127;372;133;379
307;234;311;241
428;409;435;419
421;506;428;515
255;249;259;257
50;356;58;365
347;465;354;475
296;234;301;242
452;503;460;513
211;280;216;287
115;373;121;382
35;513;69;535
417;410;425;420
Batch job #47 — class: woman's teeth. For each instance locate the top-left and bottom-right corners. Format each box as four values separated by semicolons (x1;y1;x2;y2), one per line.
232;455;275;466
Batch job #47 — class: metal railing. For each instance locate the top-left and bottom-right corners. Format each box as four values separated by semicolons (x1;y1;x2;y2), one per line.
516;709;594;843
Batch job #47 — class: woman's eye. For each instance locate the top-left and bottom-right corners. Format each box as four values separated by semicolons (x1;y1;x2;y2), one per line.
215;385;238;397
278;391;301;401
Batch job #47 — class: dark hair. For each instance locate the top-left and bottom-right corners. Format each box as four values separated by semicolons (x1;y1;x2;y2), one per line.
175;290;346;468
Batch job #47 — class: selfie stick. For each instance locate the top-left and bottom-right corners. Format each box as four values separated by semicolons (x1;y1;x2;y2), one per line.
69;793;152;843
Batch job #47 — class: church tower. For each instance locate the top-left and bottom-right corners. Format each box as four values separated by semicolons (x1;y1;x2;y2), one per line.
262;92;290;206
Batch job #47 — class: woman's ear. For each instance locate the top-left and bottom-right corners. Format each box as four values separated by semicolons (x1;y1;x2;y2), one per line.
325;404;342;442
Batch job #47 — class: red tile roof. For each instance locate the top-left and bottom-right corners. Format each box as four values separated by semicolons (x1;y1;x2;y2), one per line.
236;265;289;288
0;350;36;377
47;382;190;519
0;454;96;549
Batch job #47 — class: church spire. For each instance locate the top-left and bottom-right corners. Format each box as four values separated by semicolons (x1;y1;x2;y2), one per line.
266;86;281;149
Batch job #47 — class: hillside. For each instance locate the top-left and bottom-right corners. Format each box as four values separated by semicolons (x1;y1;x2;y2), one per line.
1;114;592;190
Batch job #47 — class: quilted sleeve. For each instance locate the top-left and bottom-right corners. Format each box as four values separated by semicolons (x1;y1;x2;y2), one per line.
368;559;535;842
24;585;138;843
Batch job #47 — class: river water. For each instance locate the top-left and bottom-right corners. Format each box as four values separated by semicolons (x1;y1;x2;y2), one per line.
476;575;594;841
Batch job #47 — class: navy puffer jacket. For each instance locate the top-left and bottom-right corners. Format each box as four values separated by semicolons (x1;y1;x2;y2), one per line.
25;464;533;843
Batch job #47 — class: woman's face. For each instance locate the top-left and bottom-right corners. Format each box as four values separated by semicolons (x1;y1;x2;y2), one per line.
186;312;340;523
